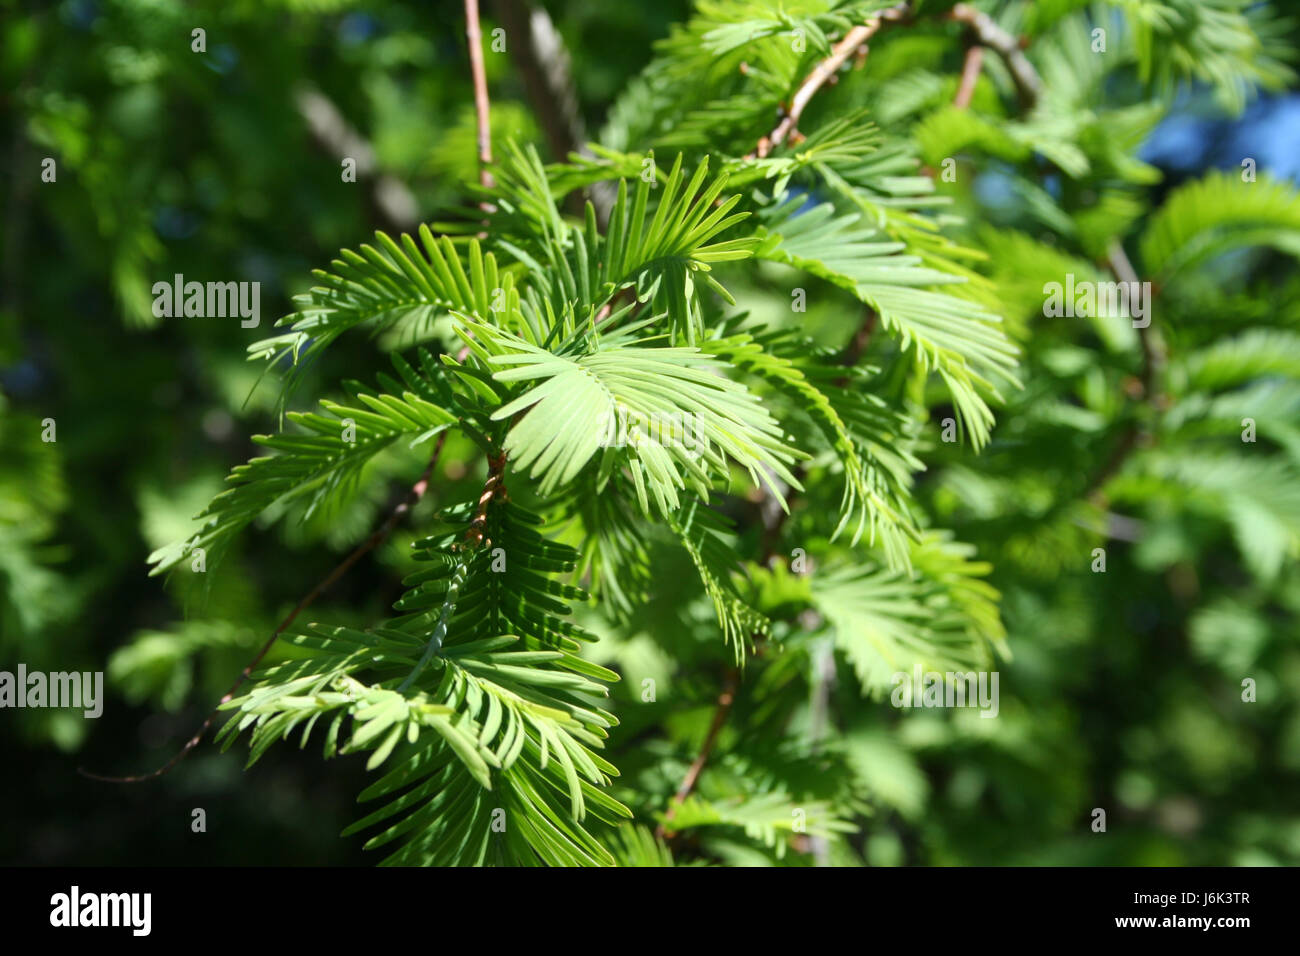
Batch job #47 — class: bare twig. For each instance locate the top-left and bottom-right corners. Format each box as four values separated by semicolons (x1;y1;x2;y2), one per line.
742;9;903;359
295;85;420;232
492;0;612;219
805;635;838;865
490;1;585;160
743;2;1039;164
465;0;496;198
655;667;740;839
952;43;984;109
1108;239;1165;401
1082;240;1166;504
79;433;449;783
947;3;1041;107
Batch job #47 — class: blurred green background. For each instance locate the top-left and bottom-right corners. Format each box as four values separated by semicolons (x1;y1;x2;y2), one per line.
2;0;1298;865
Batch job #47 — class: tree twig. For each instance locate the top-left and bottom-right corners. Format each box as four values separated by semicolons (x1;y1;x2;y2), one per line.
465;0;496;200
79;433;450;783
952;43;984;109
655;667;740;839
1108;239;1165;401
1082;240;1166;504
947;3;1041;107
746;2;910;160
295;85;420;233
464;449;509;548
491;0;585;159
492;0;610;219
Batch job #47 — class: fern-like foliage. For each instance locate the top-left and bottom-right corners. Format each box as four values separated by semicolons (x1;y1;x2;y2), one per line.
811;532;1005;694
148;351;460;575
125;0;1300;867
218;497;631;865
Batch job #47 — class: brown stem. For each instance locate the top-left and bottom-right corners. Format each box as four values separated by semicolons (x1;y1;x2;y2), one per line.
952;43;984;109
655;667;740;839
742;2;1040;165
464;450;509;548
79;433;450;783
947;3;1041;107
1108;239;1165;400
465;0;496;202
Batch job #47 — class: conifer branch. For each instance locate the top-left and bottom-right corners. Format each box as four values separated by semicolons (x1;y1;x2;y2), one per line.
396;450;507;693
79;433;450;783
62;0;1289;867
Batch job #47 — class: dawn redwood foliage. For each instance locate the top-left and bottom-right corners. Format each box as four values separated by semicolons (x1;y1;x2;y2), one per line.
103;0;1300;865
